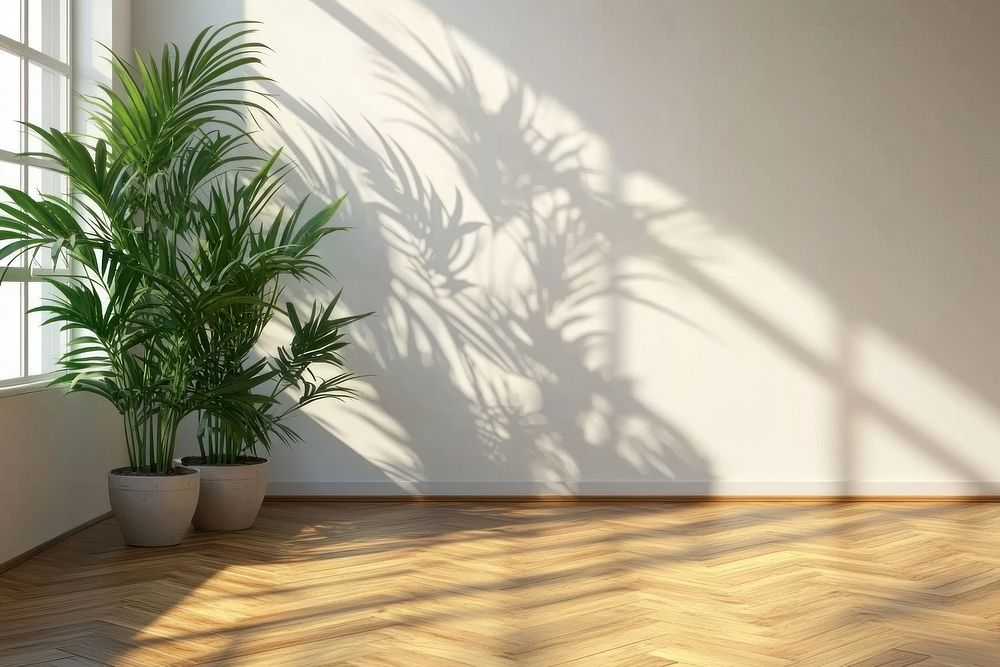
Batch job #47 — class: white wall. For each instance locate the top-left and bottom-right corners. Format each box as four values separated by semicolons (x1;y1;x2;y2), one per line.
0;0;130;564
135;0;1000;496
0;389;124;562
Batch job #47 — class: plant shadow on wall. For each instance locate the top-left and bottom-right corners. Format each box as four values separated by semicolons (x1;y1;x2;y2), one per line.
284;0;999;499
262;34;713;492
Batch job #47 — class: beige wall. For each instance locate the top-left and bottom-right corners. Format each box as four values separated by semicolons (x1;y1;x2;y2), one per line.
135;0;1000;495
0;390;124;563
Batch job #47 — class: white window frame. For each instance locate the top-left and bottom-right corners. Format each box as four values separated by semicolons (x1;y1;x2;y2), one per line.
0;0;74;394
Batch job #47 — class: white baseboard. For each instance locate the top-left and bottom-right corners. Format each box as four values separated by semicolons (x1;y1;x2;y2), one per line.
266;480;1000;497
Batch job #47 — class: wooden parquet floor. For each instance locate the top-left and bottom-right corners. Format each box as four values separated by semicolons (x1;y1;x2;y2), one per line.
1;501;1000;666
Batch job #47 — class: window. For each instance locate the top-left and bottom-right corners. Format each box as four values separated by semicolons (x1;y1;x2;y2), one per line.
0;0;71;384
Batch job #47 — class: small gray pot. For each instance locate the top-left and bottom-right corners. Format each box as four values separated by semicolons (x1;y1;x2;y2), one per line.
181;457;269;531
108;467;200;547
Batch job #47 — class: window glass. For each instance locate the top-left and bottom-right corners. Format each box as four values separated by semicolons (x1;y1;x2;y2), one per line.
0;158;17;194
26;165;68;269
1;0;70;384
27;0;66;62
0;48;21;153
0;0;21;43
27;61;67;152
27;163;65;197
0;282;22;380
27;280;66;375
0;159;22;268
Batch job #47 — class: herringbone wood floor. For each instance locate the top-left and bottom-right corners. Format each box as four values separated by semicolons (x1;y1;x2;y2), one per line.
1;501;999;665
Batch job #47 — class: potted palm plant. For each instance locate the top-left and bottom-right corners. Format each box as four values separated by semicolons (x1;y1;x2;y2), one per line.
184;292;367;531
0;23;366;544
178;160;370;531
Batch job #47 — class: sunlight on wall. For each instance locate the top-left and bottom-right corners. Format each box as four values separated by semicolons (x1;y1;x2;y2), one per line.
137;0;1000;494
854;325;1000;485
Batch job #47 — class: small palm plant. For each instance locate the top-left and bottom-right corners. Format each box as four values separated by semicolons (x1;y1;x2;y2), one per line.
192;155;371;464
0;22;368;481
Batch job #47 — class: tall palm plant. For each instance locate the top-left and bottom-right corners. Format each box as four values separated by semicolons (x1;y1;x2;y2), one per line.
0;22;368;473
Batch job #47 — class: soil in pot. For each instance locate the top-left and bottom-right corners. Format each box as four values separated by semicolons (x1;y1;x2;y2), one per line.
108;466;200;547
181;457;269;532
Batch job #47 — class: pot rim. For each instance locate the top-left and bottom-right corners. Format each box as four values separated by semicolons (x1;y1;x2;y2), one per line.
110;466;199;477
180;456;269;467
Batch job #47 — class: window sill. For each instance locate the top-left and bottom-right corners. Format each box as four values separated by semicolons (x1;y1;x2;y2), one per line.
0;374;59;398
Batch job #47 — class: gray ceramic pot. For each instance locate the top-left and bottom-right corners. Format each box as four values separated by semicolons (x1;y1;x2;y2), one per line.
108;467;200;547
181;457;269;531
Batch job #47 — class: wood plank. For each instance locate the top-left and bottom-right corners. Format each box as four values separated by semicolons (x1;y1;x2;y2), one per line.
0;501;998;663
